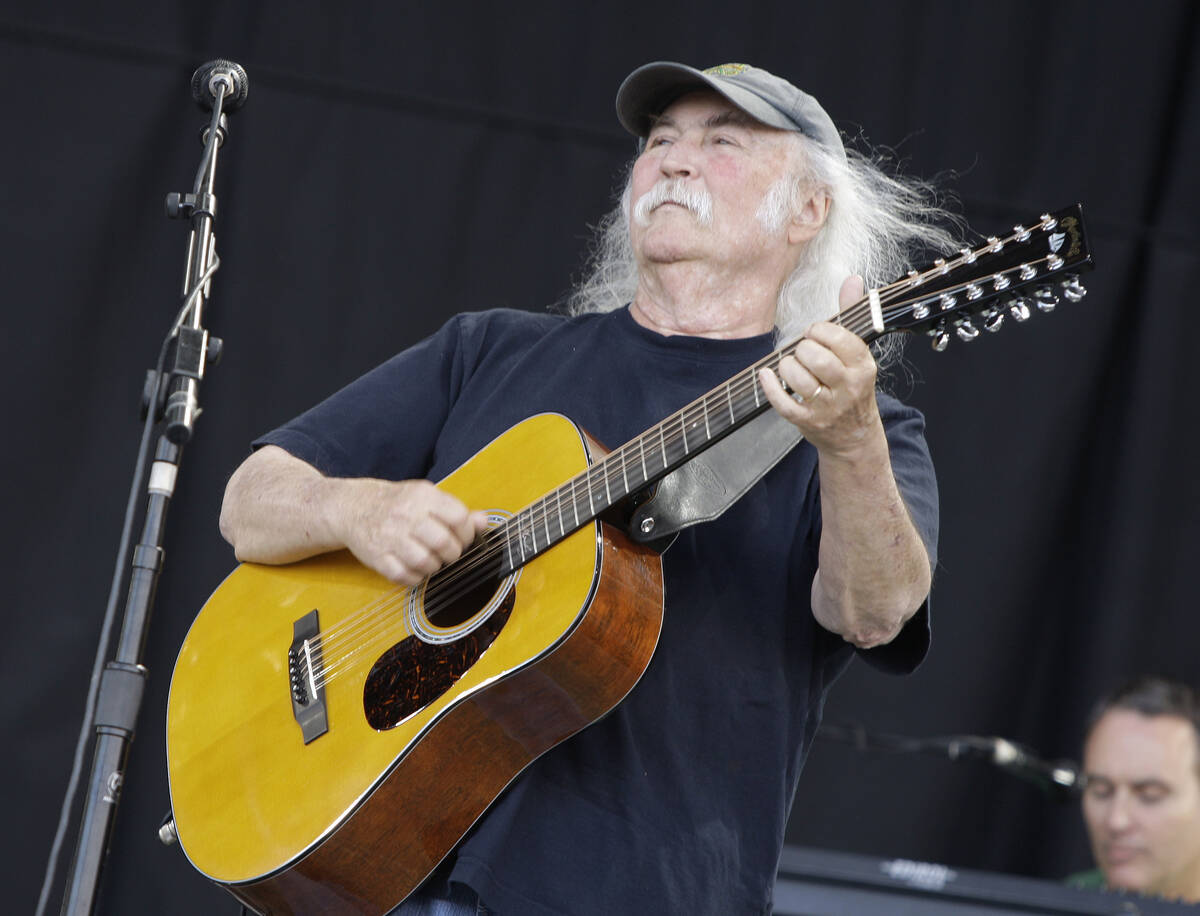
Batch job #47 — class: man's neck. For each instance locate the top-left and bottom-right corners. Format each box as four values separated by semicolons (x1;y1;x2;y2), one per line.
630;263;778;339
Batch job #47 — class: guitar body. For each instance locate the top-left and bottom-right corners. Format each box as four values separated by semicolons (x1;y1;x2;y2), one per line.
166;413;664;914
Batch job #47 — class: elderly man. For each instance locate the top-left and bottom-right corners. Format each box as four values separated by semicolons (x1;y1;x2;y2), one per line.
1075;677;1200;903
219;61;952;915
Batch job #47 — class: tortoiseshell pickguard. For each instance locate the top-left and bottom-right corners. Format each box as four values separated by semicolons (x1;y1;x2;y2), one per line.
362;584;516;730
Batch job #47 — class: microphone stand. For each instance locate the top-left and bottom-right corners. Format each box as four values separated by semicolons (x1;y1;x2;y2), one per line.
51;66;241;916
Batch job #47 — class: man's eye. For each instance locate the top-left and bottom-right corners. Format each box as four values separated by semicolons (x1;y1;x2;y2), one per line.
1137;787;1169;804
648;135;672;147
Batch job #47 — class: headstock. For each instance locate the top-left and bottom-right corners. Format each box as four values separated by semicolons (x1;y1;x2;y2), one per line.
863;204;1093;351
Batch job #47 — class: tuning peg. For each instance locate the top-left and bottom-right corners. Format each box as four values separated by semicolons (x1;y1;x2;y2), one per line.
992;273;1011;291
1061;275;1087;302
982;307;1004;332
939;292;956;311
930;325;951;351
1009;297;1032;322
955;319;980;342
965;283;983;301
1034;286;1059;312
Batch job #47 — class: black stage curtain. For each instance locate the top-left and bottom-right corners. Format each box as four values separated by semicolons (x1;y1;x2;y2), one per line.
5;3;1196;912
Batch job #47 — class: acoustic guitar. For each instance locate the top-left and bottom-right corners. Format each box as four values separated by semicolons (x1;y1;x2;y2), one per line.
166;206;1092;914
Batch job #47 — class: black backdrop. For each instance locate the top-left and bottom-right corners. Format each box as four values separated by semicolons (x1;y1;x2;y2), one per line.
6;2;1197;913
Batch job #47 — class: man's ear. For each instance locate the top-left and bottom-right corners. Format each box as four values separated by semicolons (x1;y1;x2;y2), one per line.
788;187;830;245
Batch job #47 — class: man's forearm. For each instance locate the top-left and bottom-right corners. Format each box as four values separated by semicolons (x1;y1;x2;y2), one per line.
219;444;491;584
219;445;348;564
810;427;932;647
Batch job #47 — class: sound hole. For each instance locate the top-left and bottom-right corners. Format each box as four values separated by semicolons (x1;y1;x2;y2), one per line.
362;574;515;730
426;562;503;628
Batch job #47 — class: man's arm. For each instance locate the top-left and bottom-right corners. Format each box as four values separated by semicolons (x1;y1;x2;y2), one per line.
758;277;932;647
804;415;932;647
219;444;490;585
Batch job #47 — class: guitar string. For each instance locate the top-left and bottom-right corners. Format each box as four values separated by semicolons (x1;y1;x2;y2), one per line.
302;239;1064;687
305;342;814;688
304;348;808;688
305;312;882;687
306;248;1066;689
305;265;1034;690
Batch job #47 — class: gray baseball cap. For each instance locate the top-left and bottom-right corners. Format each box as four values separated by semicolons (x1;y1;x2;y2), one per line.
616;61;845;160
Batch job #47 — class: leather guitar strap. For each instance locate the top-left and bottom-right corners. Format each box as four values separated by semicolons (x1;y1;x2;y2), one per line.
628;408;804;544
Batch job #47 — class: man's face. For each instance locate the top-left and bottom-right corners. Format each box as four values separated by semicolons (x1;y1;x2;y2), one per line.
628;91;814;276
1082;709;1200;900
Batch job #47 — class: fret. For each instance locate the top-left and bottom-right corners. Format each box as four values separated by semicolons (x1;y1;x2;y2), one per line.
686;405;705;451
659;422;668;470
586;468;595;516
570;477;580;528
542;499;552;547
602;460;612;505
702;398;711;440
667;418;686;467
639;435;648;485
726;380;736;424
515;514;529;565
620;448;629;495
527;510;540;555
555;488;565;538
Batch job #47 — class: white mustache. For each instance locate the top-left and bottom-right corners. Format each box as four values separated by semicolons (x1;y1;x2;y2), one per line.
632;179;714;227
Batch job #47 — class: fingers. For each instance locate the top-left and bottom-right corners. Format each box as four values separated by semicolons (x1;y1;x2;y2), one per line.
839;274;865;311
759;365;810;419
339;479;491;585
760;275;883;455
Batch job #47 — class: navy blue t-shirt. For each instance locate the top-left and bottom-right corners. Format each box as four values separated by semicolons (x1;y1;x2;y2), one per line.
256;306;938;915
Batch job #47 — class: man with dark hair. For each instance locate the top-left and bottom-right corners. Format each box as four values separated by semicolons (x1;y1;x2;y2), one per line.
1075;676;1200;903
217;61;950;915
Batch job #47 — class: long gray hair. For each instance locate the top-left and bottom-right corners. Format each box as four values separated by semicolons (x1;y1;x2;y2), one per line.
565;133;962;361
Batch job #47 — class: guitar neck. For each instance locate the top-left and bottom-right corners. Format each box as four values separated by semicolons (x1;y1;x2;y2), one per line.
495;204;1092;575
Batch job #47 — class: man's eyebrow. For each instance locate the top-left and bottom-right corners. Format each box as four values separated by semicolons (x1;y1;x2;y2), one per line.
646;108;759;132
704;109;758;129
646;112;677;132
1131;778;1172;791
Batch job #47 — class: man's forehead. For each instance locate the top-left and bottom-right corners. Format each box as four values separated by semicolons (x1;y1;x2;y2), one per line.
649;91;778;132
1086;710;1200;779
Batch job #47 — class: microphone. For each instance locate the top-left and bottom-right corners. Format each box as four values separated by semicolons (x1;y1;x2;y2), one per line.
816;724;1083;801
961;736;1082;800
190;59;249;112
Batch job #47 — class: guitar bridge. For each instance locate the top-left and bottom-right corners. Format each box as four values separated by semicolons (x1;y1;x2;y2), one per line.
288;609;329;744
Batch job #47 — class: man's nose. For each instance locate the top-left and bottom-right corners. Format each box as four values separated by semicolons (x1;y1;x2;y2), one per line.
659;136;698;178
1105;791;1134;831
